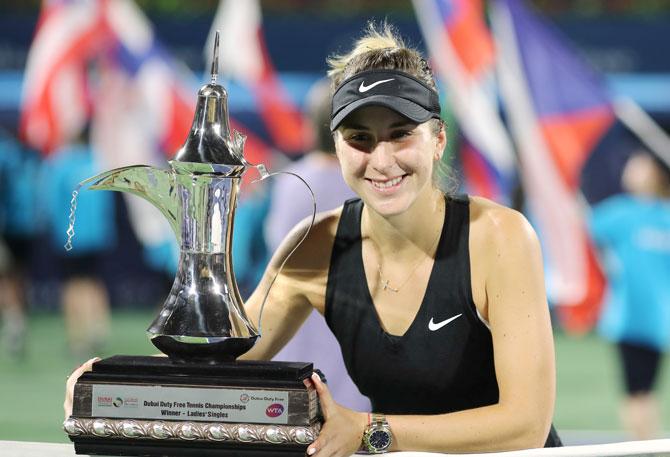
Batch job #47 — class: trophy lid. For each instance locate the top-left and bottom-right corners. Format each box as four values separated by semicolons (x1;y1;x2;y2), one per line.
172;31;247;175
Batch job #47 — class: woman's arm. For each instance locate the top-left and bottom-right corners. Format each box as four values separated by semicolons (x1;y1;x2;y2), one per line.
240;209;339;361
385;205;555;452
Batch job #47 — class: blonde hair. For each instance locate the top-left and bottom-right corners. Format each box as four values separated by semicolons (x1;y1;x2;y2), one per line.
328;22;438;91
328;22;456;193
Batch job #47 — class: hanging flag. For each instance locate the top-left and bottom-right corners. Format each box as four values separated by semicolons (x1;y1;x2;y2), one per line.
206;0;310;155
412;0;516;204
460;139;508;200
92;0;275;246
491;0;612;332
91;0;193;164
20;0;111;154
21;0;275;263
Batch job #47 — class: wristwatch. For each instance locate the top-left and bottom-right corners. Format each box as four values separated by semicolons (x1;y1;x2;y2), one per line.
362;412;392;454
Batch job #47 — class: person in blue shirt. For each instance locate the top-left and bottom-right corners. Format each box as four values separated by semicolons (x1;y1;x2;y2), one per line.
590;149;670;440
0;129;41;358
41;135;116;358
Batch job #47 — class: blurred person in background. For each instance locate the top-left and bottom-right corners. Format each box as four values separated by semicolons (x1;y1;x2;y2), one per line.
0;128;41;359
264;78;357;253
231;186;272;299
41;128;116;359
264;78;367;412
590;149;670;440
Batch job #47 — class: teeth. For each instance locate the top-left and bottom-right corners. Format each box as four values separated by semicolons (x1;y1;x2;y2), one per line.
371;176;403;189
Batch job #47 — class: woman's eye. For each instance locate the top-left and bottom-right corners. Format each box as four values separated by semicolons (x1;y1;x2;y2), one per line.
390;130;412;140
347;133;371;142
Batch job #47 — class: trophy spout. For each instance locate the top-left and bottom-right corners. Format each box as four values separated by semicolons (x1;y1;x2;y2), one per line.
87;165;180;242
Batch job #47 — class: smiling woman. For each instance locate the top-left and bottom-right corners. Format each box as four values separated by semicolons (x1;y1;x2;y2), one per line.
240;22;561;455
63;21;561;457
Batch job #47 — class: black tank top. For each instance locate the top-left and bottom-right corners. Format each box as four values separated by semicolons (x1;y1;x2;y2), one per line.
325;196;562;447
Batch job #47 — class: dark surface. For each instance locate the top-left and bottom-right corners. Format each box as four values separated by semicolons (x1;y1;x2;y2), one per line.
83;355;315;388
149;335;259;364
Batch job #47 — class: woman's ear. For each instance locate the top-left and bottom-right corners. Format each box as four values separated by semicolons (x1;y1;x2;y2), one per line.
434;124;447;162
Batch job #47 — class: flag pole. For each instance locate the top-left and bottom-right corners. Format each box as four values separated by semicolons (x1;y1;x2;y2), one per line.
613;97;670;169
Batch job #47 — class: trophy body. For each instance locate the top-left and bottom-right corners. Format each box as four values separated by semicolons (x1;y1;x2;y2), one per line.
64;35;322;456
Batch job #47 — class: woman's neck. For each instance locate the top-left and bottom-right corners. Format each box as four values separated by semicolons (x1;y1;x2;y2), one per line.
362;188;446;259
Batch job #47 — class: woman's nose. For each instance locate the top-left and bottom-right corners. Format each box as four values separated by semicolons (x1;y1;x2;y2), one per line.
369;141;395;172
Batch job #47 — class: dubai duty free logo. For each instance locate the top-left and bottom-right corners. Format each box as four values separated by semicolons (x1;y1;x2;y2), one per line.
96;396;113;407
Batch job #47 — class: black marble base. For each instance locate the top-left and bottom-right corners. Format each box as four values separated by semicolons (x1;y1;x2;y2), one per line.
67;355;322;457
82;355;317;388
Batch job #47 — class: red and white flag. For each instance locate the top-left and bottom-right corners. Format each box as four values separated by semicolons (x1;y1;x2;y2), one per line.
206;0;310;155
20;0;111;154
21;0;275;257
412;0;516;204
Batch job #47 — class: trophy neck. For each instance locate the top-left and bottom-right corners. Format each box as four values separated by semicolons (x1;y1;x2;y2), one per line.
176;173;240;254
147;173;260;362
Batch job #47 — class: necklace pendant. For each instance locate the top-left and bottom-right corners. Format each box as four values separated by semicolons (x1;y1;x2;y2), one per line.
381;278;399;293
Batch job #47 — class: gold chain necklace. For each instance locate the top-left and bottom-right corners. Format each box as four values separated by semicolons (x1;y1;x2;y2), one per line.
376;220;443;293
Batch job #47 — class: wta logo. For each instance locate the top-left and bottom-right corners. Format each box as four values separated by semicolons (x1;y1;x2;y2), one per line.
265;403;284;418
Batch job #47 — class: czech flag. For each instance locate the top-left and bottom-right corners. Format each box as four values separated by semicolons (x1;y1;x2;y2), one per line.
491;0;612;333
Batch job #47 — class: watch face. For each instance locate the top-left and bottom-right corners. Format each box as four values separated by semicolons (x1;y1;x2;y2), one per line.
369;429;391;450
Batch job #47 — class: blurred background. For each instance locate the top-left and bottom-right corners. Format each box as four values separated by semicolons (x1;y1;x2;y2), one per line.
1;0;669;447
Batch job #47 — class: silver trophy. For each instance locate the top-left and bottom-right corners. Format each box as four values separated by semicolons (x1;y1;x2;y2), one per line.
64;33;321;457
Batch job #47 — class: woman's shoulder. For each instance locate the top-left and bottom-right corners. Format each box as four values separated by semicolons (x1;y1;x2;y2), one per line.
295;206;343;246
269;205;344;271
468;195;540;254
266;205;344;311
468;195;528;225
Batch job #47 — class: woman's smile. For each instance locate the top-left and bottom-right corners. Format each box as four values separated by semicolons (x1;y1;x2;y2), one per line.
366;174;408;193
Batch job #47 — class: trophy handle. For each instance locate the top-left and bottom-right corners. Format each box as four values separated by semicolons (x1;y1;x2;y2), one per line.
251;166;317;336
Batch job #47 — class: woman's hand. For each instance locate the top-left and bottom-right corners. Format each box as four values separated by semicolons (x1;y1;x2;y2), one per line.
64;357;100;419
307;372;367;457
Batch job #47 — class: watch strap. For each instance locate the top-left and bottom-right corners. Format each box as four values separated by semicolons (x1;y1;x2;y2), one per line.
371;412;387;426
363;412;392;453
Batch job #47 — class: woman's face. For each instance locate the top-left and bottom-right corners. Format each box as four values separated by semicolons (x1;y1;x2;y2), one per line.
334;106;446;217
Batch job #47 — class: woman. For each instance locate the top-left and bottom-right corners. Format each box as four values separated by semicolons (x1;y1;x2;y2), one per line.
66;23;560;455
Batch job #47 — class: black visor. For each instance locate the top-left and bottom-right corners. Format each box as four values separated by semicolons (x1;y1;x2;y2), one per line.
330;69;442;131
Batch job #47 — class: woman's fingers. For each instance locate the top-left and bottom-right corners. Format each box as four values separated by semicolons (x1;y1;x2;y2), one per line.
311;372;334;417
307;372;365;457
307;436;349;457
306;436;322;455
64;357;100;419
